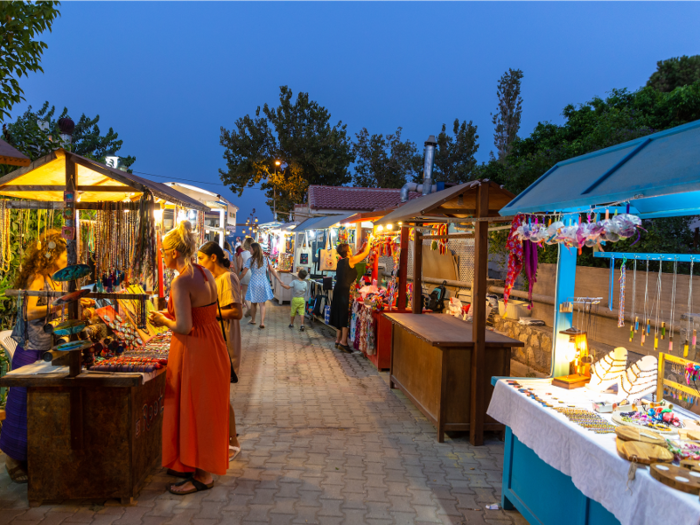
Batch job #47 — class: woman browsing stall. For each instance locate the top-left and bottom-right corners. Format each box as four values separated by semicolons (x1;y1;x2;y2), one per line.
197;241;243;462
149;221;230;495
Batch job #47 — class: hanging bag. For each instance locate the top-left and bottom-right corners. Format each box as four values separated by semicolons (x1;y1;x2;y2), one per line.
319;234;338;271
296;232;312;269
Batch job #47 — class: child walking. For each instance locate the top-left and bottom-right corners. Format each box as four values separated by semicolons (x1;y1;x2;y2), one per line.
276;269;309;331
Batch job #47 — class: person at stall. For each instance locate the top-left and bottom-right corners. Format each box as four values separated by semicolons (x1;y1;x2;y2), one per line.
0;230;89;483
330;239;373;353
274;268;308;331
238;238;252;316
196;241;243;462
239;242;275;329
149;221;230;495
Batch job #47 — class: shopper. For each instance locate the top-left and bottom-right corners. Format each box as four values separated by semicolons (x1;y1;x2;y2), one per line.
275;268;309;331
0;230;91;483
223;241;233;262
330;239;373;352
239;242;274;329
238;238;252;316
149;221;229;495
197;241;243;462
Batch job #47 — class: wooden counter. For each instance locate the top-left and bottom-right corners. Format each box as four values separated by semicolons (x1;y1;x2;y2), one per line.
0;368;166;506
384;313;522;443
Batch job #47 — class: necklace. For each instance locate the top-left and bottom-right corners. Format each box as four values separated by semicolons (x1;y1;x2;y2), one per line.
630;259;637;341
655;263;663;349
669;260;678;353
618;260;626;328
642;260;650;346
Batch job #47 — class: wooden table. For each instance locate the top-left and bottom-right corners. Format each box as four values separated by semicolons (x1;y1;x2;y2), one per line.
0;368;166;506
384;313;522;443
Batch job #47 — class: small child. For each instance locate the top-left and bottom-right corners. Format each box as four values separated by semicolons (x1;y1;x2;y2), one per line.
275;269;309;331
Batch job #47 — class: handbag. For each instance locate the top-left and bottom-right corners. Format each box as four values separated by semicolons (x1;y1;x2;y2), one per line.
319;235;338;271
217;298;238;384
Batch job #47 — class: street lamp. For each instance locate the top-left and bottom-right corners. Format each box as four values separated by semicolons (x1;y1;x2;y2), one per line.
273;160;281;221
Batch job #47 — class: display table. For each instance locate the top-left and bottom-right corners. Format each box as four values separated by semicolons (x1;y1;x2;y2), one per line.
385;313;522;442
488;378;700;525
272;270;295;305
0;366;166;506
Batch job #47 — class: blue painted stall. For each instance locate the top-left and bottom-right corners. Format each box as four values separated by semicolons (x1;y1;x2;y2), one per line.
495;119;700;525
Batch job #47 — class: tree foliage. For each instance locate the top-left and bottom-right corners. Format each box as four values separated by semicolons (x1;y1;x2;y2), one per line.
0;1;61;121
431;119;479;183
491;68;524;161
352;127;418;188
219;86;354;217
2;101;135;166
647;55;700;93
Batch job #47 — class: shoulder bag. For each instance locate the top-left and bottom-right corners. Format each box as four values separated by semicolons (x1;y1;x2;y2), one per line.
217;298;239;384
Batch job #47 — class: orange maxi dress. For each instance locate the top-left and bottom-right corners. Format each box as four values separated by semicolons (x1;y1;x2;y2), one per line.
162;265;230;476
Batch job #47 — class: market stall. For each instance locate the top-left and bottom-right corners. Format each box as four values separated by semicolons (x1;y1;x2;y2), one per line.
0;148;206;505
373;180;522;445
489;119;700;525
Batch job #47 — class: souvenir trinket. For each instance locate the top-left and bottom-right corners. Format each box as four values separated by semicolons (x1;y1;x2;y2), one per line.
51;288;90;306
52;264;91;282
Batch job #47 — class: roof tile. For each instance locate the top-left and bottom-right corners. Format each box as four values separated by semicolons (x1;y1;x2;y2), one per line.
307;185;420;211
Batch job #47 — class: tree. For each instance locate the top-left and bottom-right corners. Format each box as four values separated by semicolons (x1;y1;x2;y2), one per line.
491;68;524;161
352;127;418;188
0;1;61;121
648;55;700;93
219;86;354;217
432;119;479;183
2;102;135;174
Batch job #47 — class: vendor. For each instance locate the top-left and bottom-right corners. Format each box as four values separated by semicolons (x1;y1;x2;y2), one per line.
0;230;83;483
330;239;373;353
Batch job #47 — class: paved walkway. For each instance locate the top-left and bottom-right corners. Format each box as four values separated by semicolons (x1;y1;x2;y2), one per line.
0;304;526;525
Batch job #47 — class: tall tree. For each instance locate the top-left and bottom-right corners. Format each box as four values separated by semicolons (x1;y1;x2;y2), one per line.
352;127;418;188
491;68;524;161
432;119;479;183
647;55;700;93
2;102;135;173
219;86;354;217
0;1;61;121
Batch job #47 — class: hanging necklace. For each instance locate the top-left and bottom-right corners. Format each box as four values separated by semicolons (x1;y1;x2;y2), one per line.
642;260;650;346
609;255;615;311
36;209;42;249
686;260;694;357
669;260;678;353
654;262;663;350
630;259;637;341
618;259;626;328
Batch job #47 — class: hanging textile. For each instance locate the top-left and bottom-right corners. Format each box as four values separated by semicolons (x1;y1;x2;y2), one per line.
504;214;526;306
522;239;538;308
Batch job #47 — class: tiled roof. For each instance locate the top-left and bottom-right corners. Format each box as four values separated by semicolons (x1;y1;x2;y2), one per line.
307;185;420;211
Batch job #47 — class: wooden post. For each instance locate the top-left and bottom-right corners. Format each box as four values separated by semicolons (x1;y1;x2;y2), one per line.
412;230;423;314
469;182;489;446
397;226;409;312
65;156;81;378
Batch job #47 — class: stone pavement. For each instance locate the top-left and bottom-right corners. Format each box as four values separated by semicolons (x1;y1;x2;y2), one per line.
0;303;527;525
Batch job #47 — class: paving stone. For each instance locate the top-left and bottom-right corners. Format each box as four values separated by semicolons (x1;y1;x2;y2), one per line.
0;304;525;525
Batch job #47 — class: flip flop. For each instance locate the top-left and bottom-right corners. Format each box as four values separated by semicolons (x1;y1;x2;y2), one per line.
167;477;213;495
259;325;265;329
248;321;256;325
229;445;241;462
5;464;28;484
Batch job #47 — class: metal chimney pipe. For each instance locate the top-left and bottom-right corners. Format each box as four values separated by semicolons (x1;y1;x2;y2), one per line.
422;135;437;196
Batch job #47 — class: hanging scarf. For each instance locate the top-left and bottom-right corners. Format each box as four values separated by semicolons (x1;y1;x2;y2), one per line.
523;239;538;309
504;214;525;306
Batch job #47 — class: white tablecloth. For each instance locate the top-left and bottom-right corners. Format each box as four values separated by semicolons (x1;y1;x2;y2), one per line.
487;379;700;525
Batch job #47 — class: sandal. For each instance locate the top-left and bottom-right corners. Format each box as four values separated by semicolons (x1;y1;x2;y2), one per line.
167;477;213;495
259;325;265;329
248;321;256;325
5;464;28;484
229;445;241;462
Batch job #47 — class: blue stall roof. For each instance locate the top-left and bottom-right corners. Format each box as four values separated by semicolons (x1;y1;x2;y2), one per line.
500;119;700;219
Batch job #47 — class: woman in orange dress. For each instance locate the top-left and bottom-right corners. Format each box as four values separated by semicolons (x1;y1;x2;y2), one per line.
149;221;230;494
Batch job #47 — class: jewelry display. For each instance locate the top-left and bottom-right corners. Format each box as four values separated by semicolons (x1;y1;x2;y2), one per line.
617;355;658;401
586;347;628;392
618;260;626;328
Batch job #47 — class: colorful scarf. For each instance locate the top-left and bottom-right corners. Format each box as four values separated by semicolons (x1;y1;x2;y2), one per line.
504;214;525;306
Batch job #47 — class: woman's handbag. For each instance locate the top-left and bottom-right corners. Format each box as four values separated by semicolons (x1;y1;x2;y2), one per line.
217;298;239;384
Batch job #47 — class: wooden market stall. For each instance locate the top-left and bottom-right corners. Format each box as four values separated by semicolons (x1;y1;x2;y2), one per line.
490;119;700;525
373;180;523;445
0;148;207;506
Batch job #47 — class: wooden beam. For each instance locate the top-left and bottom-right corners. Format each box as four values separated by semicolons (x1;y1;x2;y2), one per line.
469;182;490;447
3;200;160;210
0;156;31;167
396;225;409;312
412;231;423;314
0;185;66;192
77;185;139;193
434;207;477;215
422;233;474;240
65;156;81;381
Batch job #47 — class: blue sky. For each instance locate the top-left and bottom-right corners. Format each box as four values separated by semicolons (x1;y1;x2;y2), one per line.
11;1;700;224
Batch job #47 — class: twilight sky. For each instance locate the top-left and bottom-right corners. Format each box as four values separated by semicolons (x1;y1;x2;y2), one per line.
11;1;700;225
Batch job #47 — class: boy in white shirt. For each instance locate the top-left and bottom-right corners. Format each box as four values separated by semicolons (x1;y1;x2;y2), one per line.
275;269;309;331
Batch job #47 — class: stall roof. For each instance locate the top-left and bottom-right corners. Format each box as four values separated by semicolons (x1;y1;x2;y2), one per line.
0;138;30;167
374;180;515;226
0;149;208;211
294;216;327;232
500;119;700;218
309;212;355;230
345;208;396;224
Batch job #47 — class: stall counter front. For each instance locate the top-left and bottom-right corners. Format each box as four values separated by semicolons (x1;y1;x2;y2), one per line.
0;366;166;506
385;313;523;442
488;378;700;525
